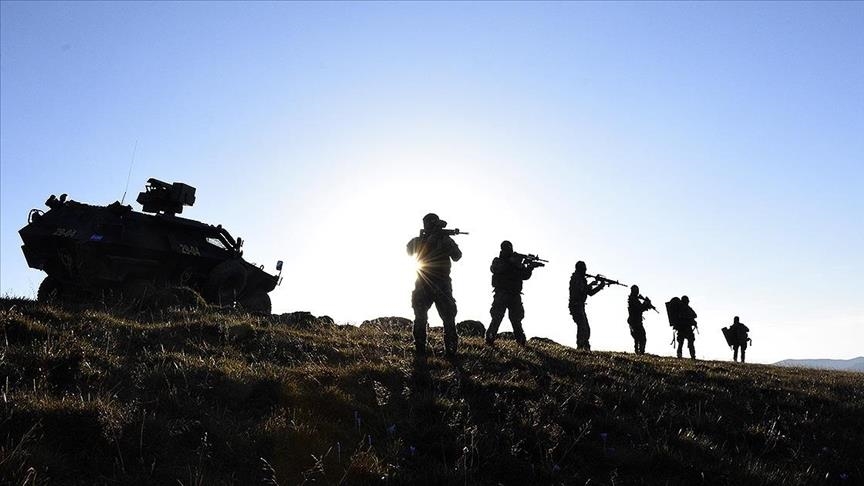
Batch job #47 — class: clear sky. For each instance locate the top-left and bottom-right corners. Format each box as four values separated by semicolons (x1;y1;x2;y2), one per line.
2;2;862;364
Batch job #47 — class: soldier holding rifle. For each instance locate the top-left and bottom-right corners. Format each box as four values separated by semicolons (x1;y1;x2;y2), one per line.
406;213;467;357
485;241;546;346
569;262;625;350
627;284;657;355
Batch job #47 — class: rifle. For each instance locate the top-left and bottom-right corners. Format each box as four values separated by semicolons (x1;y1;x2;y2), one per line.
514;252;548;269
586;273;627;288
638;294;660;314
419;228;469;238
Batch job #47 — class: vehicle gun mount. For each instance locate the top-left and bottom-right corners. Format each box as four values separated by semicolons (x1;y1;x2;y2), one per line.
137;178;196;215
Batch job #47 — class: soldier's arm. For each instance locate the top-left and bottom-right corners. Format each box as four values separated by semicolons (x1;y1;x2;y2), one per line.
406;237;420;256
521;265;533;280
448;238;463;262
490;257;506;273
587;281;605;296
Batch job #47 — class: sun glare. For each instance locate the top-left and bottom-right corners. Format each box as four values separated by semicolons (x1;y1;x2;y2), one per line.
409;256;424;277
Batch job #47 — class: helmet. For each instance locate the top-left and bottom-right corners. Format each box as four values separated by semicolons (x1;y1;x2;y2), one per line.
575;260;586;271
631;284;639;294
500;240;513;252
682;295;690;304
422;213;446;230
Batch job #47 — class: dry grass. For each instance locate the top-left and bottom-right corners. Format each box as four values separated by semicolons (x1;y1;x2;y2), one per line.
1;297;862;485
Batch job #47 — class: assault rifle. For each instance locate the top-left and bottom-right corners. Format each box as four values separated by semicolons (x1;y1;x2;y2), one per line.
586;274;627;288
514;252;548;269
638;294;660;314
419;228;470;238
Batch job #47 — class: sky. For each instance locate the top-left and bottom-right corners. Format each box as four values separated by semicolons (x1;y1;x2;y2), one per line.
2;2;862;364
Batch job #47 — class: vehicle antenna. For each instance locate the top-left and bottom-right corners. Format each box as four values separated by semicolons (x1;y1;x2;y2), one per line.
120;139;138;205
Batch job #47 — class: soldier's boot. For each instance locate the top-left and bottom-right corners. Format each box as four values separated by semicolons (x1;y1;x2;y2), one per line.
733;348;738;362
443;320;458;357
689;342;696;360
741;348;746;363
413;316;428;355
514;332;527;347
676;342;683;359
445;340;457;357
511;320;527;347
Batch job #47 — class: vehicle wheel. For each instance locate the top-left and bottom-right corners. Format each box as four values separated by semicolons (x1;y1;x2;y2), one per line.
239;293;271;315
37;276;63;303
204;260;248;306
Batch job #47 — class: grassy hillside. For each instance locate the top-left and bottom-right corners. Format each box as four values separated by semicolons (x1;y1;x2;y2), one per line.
2;297;862;485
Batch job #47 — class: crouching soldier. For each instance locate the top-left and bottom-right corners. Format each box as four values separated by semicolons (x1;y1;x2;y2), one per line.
485;241;536;346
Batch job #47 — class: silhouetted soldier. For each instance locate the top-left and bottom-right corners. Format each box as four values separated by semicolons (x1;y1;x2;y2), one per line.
485;241;535;346
675;295;697;359
729;316;751;363
627;285;654;355
406;213;462;356
569;261;607;351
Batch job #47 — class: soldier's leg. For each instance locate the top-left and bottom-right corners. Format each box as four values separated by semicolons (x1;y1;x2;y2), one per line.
733;345;739;362
637;326;646;355
741;343;747;363
487;293;507;344
676;334;684;358
641;328;647;354
509;295;526;346
688;335;696;359
574;306;591;350
412;289;434;353
434;291;459;356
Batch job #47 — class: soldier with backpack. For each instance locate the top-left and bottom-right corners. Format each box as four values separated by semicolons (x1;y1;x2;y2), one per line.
727;316;751;362
667;295;697;359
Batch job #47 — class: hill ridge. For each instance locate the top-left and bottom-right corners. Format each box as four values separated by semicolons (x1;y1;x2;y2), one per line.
2;298;863;485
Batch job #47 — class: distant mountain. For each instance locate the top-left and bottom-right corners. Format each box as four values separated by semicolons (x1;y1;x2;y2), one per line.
773;356;864;372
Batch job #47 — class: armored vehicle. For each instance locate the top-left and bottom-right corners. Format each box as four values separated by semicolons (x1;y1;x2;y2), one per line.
19;178;281;313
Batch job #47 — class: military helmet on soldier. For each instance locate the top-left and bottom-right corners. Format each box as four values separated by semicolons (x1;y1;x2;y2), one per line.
631;284;639;294
422;213;447;231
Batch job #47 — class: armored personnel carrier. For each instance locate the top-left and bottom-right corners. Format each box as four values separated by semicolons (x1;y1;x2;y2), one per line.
18;178;280;313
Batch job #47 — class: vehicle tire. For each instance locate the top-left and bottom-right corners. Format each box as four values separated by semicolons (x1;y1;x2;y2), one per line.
239;293;271;315
204;260;248;306
37;276;63;303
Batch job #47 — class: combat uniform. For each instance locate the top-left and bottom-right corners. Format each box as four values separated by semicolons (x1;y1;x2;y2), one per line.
406;228;462;355
730;319;750;362
569;268;605;351
676;300;697;359
486;253;533;345
627;293;653;355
